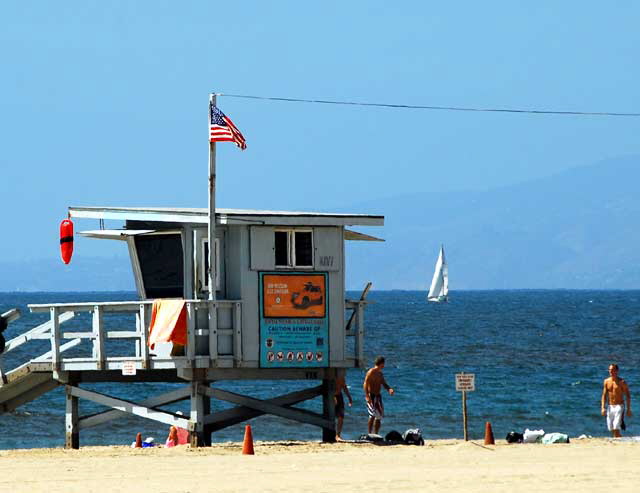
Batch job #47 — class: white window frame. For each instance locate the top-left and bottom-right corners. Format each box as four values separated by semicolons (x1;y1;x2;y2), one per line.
201;238;221;291
274;228;314;269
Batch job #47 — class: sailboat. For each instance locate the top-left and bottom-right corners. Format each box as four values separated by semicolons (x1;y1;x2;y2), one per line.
427;245;449;302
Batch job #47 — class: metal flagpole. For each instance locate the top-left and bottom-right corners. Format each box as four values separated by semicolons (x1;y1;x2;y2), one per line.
208;93;217;303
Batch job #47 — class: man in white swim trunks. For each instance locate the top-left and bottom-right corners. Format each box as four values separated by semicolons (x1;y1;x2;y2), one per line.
601;363;632;438
363;356;394;435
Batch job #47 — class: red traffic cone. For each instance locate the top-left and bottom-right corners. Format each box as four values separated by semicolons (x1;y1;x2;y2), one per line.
242;425;255;455
484;422;495;445
135;432;142;448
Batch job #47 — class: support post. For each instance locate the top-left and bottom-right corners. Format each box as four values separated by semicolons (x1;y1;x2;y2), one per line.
182;224;194;299
50;307;61;372
190;381;206;447
202;382;211;445
462;390;468;441
322;377;336;443
138;303;150;369
92;305;105;370
65;385;79;449
186;302;196;367
233;302;242;365
356;302;365;368
208;301;217;363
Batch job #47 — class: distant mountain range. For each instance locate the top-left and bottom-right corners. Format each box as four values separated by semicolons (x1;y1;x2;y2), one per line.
3;156;639;292
345;155;640;290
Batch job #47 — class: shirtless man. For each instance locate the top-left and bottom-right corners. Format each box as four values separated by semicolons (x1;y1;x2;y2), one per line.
363;356;394;435
334;374;353;441
601;363;632;438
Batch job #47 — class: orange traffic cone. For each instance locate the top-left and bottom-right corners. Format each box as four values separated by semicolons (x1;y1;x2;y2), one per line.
135;432;142;448
484;422;495;445
242;424;255;455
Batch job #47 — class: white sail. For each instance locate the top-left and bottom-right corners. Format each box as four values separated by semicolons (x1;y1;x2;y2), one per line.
427;245;448;302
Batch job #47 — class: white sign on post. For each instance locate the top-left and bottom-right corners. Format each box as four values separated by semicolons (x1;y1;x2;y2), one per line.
122;361;137;376
455;373;475;392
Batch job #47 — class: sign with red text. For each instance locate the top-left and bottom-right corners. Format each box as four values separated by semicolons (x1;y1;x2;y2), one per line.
455;373;475;392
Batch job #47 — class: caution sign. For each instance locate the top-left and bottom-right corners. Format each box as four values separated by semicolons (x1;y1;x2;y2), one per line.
455;373;475;392
259;272;329;368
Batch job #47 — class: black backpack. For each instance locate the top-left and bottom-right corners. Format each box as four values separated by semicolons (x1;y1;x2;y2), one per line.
402;428;424;445
385;430;403;443
505;431;524;444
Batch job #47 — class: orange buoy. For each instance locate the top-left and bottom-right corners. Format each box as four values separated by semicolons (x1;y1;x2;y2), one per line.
60;219;74;264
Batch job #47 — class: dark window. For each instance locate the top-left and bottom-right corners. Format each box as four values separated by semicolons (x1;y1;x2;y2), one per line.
294;231;313;266
275;231;289;266
135;235;183;298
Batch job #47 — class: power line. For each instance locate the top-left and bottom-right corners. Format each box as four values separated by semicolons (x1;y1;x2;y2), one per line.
219;93;640;118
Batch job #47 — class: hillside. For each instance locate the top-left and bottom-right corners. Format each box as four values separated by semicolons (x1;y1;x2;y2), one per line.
3;156;640;291
345;155;640;289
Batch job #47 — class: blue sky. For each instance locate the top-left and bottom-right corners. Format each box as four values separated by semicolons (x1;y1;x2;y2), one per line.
1;1;639;262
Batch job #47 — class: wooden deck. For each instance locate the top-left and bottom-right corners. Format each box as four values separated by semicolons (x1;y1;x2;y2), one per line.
0;298;368;448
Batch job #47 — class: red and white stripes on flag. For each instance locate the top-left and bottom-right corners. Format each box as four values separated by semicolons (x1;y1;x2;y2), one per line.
209;103;247;150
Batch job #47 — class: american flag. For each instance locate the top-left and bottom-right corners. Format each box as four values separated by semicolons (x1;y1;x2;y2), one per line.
209;103;247;150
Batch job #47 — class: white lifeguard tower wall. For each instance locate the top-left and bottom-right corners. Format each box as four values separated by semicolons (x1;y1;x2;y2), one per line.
74;206;384;370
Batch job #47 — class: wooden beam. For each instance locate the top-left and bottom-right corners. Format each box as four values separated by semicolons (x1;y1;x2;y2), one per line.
345;281;372;333
208;301;218;363
92;306;105;370
79;386;190;429
32;338;82;363
138;304;150;369
203;385;323;431
0;375;59;412
49;307;61;372
68;386;190;429
62;331;140;339
233;302;242;365
201;386;332;429
186;302;196;366
1;308;21;324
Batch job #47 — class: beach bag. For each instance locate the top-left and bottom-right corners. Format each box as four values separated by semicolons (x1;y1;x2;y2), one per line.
385;430;403;443
505;432;524;444
523;428;545;443
402;428;424;446
541;433;569;444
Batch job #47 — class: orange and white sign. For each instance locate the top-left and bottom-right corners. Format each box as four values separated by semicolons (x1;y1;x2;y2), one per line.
263;274;326;318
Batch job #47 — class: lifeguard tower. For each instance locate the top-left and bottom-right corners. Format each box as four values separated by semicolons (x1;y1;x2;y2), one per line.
0;205;383;447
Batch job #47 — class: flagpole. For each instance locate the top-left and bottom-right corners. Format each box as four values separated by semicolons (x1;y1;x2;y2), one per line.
208;93;217;303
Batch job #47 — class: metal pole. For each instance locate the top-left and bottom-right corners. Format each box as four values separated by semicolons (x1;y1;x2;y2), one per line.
208;94;217;303
462;390;468;441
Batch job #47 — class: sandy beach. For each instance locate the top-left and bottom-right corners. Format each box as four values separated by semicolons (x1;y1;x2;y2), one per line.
1;438;638;493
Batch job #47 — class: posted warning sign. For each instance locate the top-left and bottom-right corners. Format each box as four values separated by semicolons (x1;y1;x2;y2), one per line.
455;373;475;392
259;272;328;368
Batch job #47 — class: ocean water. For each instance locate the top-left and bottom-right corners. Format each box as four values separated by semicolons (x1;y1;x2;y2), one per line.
1;290;638;449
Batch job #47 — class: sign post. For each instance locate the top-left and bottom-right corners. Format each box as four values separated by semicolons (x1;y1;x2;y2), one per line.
455;372;475;441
